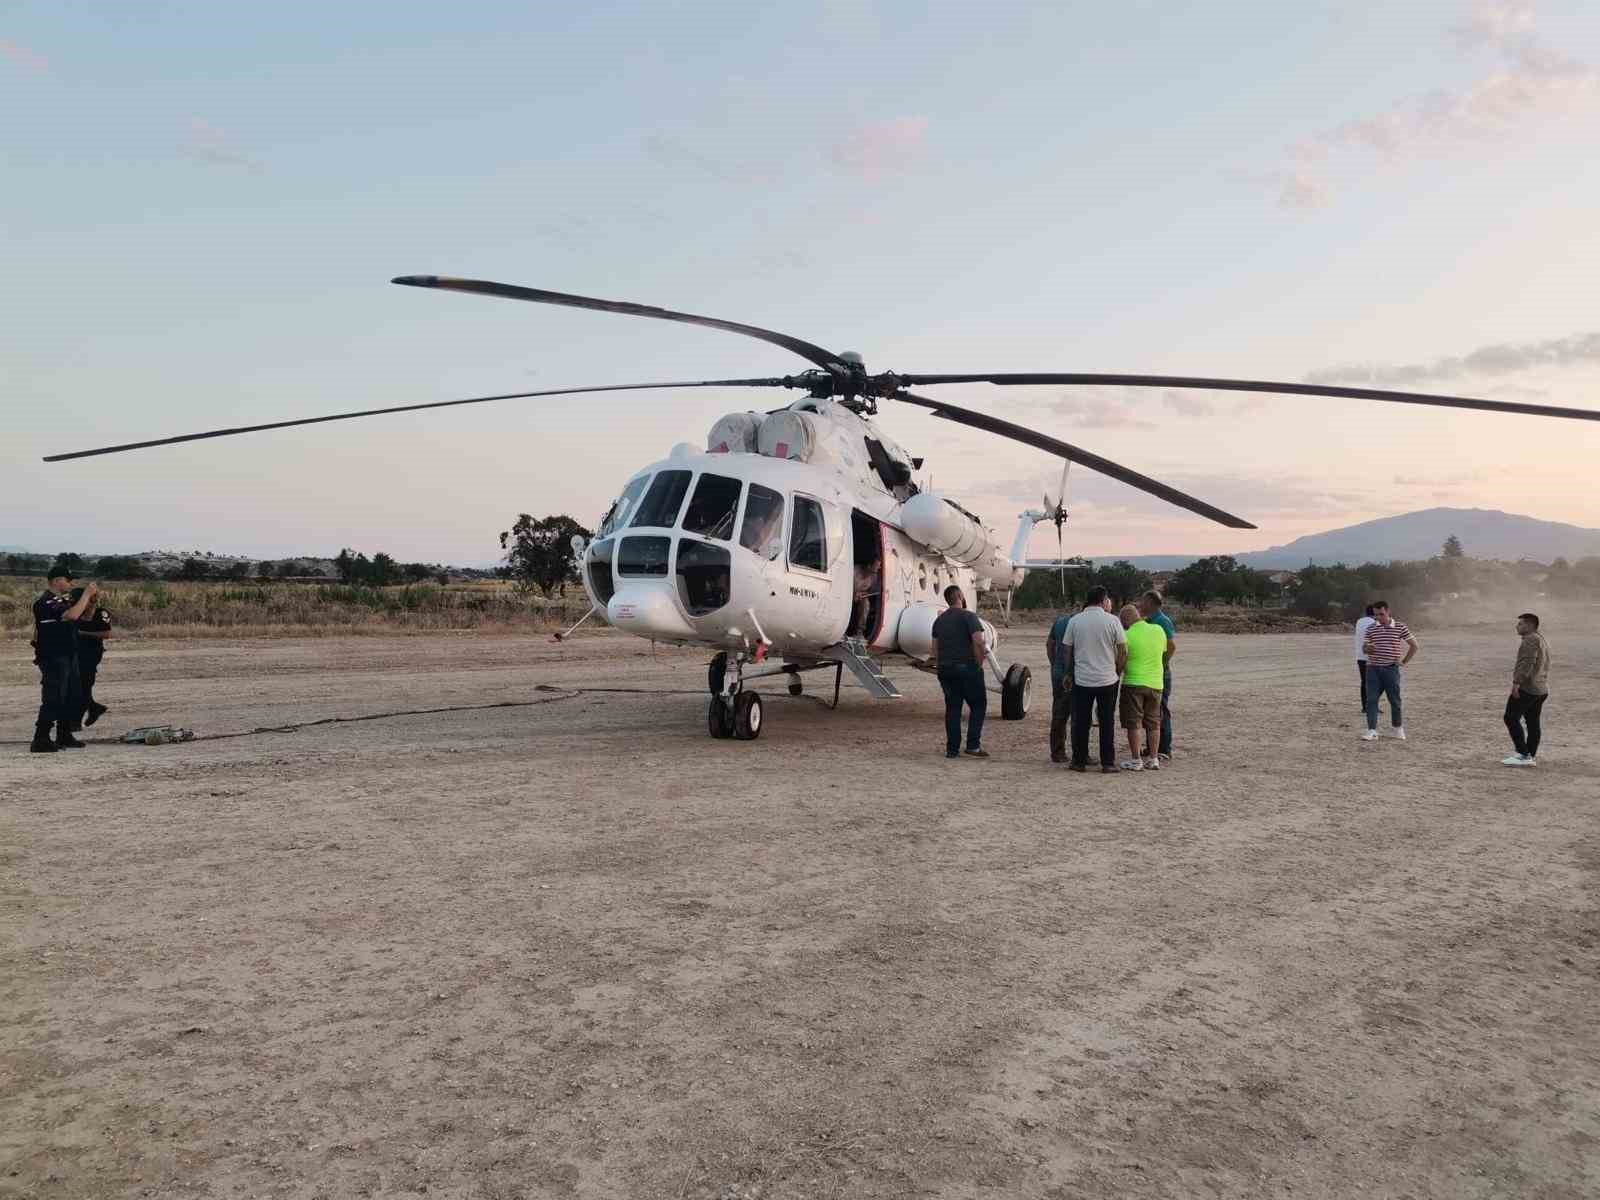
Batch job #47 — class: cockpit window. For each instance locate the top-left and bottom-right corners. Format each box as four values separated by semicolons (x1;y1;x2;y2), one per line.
629;469;692;529
739;484;784;556
681;473;743;541
790;495;827;572
617;536;671;577
600;474;651;537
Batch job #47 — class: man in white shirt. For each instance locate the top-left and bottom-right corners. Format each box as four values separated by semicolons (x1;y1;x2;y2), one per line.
1354;604;1376;715
1063;586;1128;774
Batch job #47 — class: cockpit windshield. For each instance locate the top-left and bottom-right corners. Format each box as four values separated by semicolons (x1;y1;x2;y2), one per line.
682;473;743;541
599;473;651;538
630;469;692;529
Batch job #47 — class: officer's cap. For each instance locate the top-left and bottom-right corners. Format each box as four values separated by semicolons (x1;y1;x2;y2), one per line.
46;563;76;581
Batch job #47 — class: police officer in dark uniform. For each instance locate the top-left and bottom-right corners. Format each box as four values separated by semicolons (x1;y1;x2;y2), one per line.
71;587;113;730
31;565;96;753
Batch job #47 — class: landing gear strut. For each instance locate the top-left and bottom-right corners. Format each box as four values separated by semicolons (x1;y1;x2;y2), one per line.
707;650;763;741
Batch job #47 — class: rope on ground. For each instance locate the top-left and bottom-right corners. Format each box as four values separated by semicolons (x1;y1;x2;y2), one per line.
5;684;722;747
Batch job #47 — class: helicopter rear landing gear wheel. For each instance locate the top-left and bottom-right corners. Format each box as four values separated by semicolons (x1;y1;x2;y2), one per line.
708;696;735;739
1001;663;1032;721
733;690;763;740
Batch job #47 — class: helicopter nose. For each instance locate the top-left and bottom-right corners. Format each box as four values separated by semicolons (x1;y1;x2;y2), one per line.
607;585;697;641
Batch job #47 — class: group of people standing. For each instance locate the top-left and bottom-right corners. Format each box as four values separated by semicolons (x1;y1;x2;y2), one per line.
1047;588;1174;772
932;583;1554;772
30;563;113;754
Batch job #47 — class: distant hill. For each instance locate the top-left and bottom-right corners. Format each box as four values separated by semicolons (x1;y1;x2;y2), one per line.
1087;508;1600;571
1238;508;1600;568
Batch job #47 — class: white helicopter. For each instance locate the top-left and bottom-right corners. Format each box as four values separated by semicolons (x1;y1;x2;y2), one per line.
48;276;1600;741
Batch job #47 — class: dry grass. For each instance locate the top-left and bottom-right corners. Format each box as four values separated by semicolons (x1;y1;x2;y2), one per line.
0;576;593;639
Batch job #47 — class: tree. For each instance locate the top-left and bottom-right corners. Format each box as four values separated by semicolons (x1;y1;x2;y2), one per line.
500;513;593;597
1443;534;1464;558
334;548;357;584
172;557;211;581
1167;556;1235;610
368;552;399;586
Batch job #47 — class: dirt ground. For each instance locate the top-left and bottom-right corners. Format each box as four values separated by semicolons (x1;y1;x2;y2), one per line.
2;621;1596;1199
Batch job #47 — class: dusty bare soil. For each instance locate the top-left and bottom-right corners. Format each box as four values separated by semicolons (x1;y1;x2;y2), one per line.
2;624;1596;1199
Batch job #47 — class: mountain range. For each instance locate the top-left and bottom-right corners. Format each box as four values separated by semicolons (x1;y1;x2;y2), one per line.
1092;508;1600;571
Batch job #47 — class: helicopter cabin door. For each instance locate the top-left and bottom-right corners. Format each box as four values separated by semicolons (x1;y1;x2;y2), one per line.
848;509;887;646
781;492;850;643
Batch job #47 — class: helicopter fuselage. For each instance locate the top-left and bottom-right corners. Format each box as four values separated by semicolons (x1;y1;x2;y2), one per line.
576;397;1016;666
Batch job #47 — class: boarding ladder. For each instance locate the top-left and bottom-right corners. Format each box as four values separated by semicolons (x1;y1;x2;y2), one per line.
824;636;902;700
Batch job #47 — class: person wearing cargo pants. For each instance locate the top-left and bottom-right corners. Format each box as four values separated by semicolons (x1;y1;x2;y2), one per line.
1138;591;1176;760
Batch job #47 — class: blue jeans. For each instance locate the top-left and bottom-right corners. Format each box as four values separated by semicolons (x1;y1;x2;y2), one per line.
938;663;987;753
1364;664;1402;730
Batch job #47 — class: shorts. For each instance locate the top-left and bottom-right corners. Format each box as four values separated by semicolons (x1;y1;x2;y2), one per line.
1119;684;1161;730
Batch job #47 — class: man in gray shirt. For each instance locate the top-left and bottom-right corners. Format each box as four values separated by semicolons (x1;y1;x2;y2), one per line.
929;585;990;759
1063;586;1127;773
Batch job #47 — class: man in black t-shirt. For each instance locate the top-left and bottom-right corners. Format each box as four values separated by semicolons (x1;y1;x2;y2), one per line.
31;566;96;753
928;585;990;759
71;589;113;730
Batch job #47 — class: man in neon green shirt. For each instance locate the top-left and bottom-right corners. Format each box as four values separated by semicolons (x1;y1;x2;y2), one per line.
1118;603;1167;771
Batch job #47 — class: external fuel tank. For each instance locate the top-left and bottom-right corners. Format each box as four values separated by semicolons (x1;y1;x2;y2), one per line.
899;492;1018;586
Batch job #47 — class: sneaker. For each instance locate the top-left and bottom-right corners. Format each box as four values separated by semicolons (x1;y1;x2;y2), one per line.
963;747;990;759
1143;757;1161;771
1361;730;1378;741
30;734;58;754
1100;764;1119;774
55;730;86;750
1119;759;1143;771
84;703;109;728
1502;754;1536;767
1070;763;1087;773
945;750;960;759
1158;752;1172;762
1383;727;1406;740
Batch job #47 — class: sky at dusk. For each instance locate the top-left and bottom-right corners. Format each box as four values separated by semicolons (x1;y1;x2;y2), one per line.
6;0;1600;565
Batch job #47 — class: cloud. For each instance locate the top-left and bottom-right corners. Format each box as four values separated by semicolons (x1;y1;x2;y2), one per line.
1033;386;1217;424
829;115;928;176
1393;469;1488;489
1045;393;1159;431
1261;1;1598;208
0;37;47;73
181;118;262;170
1307;329;1600;386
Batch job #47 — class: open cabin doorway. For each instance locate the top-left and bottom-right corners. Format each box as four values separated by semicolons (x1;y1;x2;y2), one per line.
848;509;886;644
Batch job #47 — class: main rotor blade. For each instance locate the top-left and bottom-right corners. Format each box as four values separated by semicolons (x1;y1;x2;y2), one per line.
41;377;787;462
896;373;1600;423
394;276;844;371
894;391;1257;529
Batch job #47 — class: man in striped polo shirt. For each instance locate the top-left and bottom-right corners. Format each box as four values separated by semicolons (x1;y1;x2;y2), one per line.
1361;601;1418;741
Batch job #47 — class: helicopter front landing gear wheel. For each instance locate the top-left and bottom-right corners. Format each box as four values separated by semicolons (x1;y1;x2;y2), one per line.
707;696;735;739
787;674;803;697
733;690;763;740
1001;663;1032;721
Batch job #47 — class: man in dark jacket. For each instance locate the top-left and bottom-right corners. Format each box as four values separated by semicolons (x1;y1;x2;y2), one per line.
1502;612;1550;767
31;566;96;753
71;588;113;730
